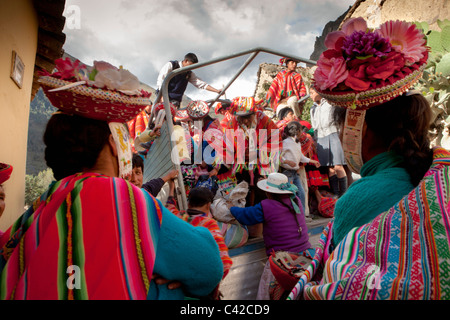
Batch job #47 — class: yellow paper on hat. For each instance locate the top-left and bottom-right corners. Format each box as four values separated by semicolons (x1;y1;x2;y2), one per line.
171;125;190;164
108;122;133;179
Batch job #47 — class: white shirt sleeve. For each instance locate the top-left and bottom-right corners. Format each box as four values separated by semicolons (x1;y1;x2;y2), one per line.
299;152;311;164
156;61;173;90
188;71;209;90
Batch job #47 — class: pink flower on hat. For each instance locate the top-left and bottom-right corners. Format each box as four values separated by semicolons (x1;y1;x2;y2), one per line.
52;58;86;80
314;17;427;95
93;60;119;71
324;17;368;51
314;50;348;91
377;20;427;66
315;17;369;91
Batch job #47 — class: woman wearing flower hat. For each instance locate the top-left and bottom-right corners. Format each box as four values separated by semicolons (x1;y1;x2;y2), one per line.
214;101;233;129
289;18;450;300
263;57;307;118
0;59;223;300
230;172;312;300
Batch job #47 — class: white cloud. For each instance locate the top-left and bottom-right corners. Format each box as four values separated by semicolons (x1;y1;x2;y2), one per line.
63;0;356;100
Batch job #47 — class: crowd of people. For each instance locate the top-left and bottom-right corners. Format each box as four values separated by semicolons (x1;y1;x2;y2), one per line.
0;17;450;301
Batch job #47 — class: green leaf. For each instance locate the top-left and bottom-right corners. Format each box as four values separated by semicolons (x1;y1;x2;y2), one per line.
441;26;450;52
428;30;445;53
437;19;450;30
356;55;374;60
414;21;429;34
436;52;450;76
89;68;98;81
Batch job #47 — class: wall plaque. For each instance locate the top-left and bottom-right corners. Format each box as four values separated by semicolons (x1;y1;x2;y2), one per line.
10;50;25;89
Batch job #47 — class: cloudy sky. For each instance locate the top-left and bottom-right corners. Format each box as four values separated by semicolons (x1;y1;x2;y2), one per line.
62;0;356;101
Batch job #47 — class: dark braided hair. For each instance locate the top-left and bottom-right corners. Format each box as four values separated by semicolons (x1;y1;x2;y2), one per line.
44;113;111;180
364;93;433;186
283;120;302;140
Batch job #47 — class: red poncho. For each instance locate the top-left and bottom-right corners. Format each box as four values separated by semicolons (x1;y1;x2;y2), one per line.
265;70;307;111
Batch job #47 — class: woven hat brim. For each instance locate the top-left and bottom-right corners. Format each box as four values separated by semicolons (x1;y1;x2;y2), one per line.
315;62;427;110
39;76;151;122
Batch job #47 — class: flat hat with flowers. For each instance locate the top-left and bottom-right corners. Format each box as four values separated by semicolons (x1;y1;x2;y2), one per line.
174;108;190;122
230;96;262;116
153;101;177;118
38;58;152;179
313;17;429;173
39;58;152;122
186;100;210;119
313;17;428;109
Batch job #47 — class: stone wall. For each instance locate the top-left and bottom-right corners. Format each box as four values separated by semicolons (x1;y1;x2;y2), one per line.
343;0;450;30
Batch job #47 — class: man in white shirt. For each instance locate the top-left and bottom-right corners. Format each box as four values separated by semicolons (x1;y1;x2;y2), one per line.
156;53;222;107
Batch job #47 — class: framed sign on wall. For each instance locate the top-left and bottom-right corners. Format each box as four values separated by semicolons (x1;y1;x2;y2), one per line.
10;50;25;89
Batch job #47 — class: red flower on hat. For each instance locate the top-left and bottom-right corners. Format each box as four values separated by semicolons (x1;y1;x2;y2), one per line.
314;17;427;95
52;57;86;81
314;50;348;91
345;51;405;91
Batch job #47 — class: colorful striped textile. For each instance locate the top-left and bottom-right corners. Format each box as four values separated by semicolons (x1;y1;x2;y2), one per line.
127;110;150;153
222;111;282;176
288;147;450;300
219;111;233;129
0;172;162;300
216;221;248;249
216;170;237;197
265;70;306;111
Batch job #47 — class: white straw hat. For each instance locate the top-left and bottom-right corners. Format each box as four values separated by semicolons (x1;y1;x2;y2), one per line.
257;172;293;194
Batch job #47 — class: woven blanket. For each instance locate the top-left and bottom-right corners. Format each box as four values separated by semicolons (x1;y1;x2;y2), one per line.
288;147;450;300
265;70;306;111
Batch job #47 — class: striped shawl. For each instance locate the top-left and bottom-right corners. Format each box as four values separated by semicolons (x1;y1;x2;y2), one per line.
289;147;450;300
0;173;162;300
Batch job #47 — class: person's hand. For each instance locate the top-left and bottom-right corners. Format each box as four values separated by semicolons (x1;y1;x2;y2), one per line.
311;160;321;168
284;160;297;168
168;178;175;196
163;169;178;182
150;124;162;137
151;274;182;290
208;168;218;177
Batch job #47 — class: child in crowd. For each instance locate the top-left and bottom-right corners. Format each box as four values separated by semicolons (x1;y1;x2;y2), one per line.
280;121;320;215
130;153;178;197
165;182;232;299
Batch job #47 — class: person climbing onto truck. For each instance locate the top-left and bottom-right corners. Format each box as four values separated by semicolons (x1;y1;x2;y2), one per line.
156;52;222;107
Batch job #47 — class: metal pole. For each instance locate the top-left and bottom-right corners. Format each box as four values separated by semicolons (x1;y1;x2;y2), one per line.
208;50;260;107
156;47;317;211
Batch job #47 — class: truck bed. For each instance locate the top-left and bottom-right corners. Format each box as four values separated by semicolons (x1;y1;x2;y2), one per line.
220;216;331;300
